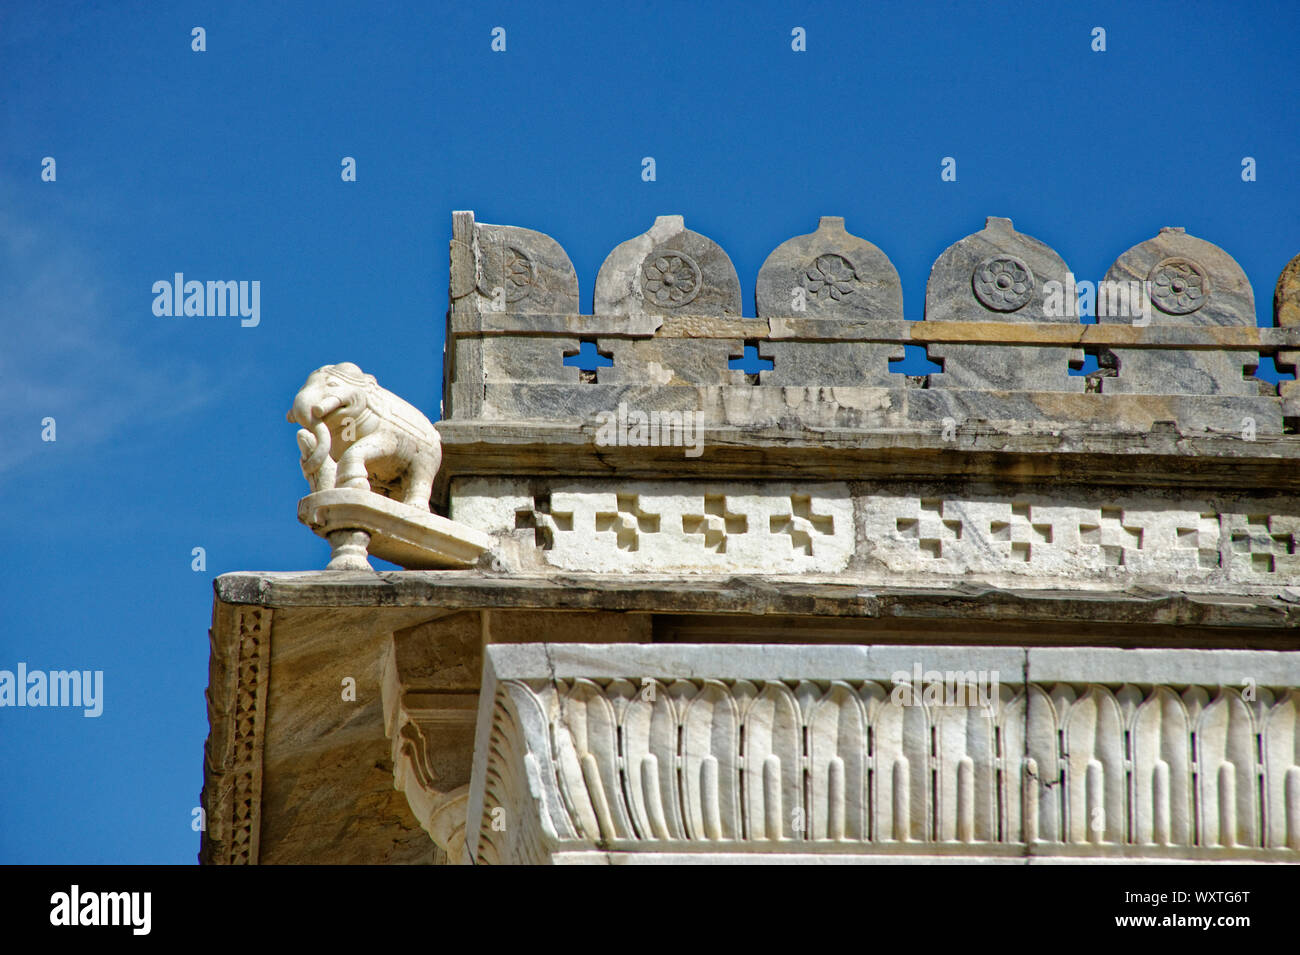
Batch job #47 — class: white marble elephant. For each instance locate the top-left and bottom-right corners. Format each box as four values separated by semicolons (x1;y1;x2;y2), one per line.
287;362;441;509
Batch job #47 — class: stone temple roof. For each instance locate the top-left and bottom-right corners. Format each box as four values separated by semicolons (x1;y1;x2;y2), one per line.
200;212;1300;866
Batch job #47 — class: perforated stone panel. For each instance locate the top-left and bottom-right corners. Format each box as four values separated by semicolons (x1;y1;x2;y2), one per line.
453;478;854;574
452;477;1300;585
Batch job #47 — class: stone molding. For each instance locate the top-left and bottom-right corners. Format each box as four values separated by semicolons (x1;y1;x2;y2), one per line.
466;644;1300;864
200;605;271;865
457;479;852;575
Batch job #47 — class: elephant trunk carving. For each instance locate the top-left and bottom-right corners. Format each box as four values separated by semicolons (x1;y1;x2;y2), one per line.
294;420;336;491
287;362;441;510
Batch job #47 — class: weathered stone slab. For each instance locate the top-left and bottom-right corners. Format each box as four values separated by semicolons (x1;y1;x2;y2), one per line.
480;336;584;383
214;569;1300;635
462;383;707;422
595;215;744;318
451;311;663;337
457;380;1283;438
909;321;1300;348
432;406;1300;510
597;337;743;386
453;312;1300;346
903;388;1281;435
756;340;904;387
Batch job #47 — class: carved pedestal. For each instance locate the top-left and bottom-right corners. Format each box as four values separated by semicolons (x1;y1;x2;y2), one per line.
299;488;493;570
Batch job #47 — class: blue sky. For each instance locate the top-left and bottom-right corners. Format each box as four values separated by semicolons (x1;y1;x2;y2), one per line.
1;0;1296;862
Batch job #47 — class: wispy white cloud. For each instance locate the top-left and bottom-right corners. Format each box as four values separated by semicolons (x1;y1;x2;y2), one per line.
0;179;226;479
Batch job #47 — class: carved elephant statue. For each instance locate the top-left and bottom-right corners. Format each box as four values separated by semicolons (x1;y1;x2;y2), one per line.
287;362;442;510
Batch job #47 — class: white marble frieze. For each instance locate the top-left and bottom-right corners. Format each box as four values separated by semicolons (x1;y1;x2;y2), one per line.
862;492;1300;579
465;644;1300;864
451;477;1300;584
453;478;855;574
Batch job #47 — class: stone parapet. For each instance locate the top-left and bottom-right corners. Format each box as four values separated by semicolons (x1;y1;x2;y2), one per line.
443;212;1299;437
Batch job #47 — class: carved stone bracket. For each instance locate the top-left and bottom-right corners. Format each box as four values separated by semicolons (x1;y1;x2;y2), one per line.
390;709;473;860
381;614;484;863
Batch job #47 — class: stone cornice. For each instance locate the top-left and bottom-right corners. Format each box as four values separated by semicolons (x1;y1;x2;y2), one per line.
432;417;1300;508
213;572;1300;642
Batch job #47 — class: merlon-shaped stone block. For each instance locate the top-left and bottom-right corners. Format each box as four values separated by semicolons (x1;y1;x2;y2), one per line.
594;215;743;318
1277;252;1300;328
756;216;902;321
1102;227;1253;328
926;216;1073;324
1101;228;1258;396
1275;252;1300;412
450;211;579;316
925;217;1081;392
754;217;904;385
